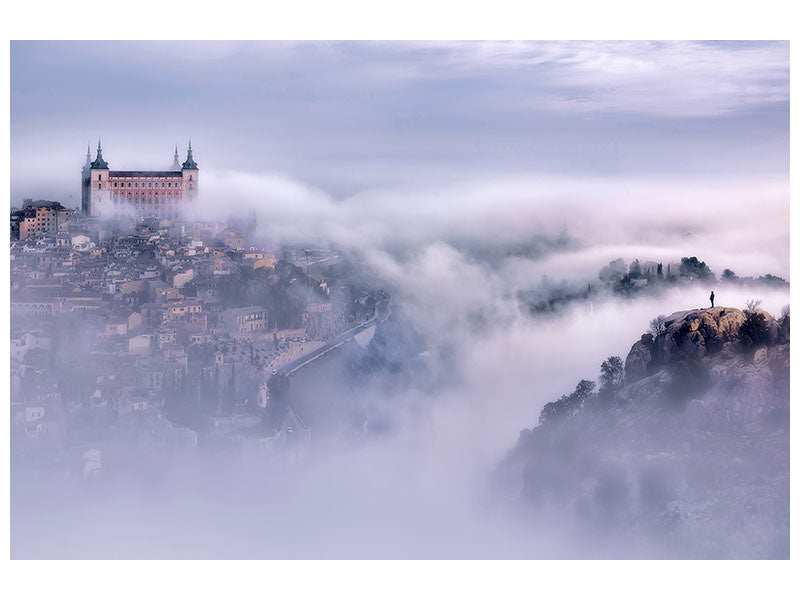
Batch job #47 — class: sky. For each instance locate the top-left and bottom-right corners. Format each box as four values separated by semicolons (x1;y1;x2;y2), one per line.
10;40;789;280
10;40;789;202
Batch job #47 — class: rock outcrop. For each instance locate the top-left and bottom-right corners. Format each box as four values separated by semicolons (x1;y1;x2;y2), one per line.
620;307;789;429
498;306;790;559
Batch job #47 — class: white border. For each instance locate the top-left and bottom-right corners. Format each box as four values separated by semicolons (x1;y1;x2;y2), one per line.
2;2;797;598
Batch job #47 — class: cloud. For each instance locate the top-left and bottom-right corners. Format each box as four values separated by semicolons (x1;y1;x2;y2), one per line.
195;168;789;280
396;40;789;117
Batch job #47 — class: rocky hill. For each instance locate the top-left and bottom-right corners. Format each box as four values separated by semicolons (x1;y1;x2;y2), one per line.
496;306;789;559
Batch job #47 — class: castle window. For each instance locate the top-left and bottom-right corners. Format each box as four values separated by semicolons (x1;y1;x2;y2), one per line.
189;175;193;181
98;175;102;181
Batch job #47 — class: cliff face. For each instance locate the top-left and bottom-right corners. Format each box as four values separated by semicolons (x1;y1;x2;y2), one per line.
498;307;789;559
621;307;789;431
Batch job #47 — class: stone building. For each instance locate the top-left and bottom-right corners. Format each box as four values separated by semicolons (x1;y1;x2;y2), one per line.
81;141;199;218
11;200;74;240
222;306;268;336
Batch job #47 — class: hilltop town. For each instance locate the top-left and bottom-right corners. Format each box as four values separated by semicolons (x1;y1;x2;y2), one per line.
10;206;387;477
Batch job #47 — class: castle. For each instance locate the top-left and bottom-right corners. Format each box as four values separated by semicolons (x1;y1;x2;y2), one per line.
81;141;199;218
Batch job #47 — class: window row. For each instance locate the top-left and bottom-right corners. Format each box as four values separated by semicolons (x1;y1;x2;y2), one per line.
112;181;181;188
112;197;180;204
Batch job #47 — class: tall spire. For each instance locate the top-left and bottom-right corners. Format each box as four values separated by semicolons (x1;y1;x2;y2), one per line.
90;138;109;169
84;142;92;167
181;139;198;169
171;144;181;170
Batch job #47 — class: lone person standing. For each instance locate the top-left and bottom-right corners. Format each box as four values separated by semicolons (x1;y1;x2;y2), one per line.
710;290;715;308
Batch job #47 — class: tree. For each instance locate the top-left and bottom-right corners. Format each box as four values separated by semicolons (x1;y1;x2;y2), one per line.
649;315;667;337
745;298;762;313
222;362;236;415
539;379;596;425
679;256;714;281
722;268;737;281
600;356;624;390
599;258;627;284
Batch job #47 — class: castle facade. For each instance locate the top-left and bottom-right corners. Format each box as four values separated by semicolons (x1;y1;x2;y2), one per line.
81;141;199;218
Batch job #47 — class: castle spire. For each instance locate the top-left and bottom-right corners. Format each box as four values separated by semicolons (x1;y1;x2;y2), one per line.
171;144;181;170
181;140;198;169
84;142;92;167
90;138;109;169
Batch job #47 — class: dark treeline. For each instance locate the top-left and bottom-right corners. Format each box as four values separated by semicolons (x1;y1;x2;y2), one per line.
521;256;788;316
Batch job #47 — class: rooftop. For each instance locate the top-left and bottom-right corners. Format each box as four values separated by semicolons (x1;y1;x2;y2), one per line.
109;171;183;178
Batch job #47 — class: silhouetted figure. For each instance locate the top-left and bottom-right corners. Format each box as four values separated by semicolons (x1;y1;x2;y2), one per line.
710;291;715;308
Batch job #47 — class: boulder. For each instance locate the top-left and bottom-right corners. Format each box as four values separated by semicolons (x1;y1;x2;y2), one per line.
660;307;748;362
625;334;653;384
777;315;790;344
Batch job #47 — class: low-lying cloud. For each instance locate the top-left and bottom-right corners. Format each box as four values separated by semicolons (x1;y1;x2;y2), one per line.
196;167;789;281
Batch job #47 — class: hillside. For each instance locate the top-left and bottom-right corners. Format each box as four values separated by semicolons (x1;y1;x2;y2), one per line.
497;306;790;558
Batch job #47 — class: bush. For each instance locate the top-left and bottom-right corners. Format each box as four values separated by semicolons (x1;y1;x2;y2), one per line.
739;312;770;349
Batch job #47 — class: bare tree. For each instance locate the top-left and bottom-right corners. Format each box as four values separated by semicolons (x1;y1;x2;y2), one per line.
745;299;762;313
649;314;667;337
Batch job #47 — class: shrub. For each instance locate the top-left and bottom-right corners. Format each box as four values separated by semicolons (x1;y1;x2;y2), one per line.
739;312;770;350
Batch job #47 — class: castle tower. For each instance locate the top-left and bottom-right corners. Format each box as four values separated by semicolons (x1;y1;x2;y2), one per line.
181;140;199;202
171;145;181;170
88;140;110;217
